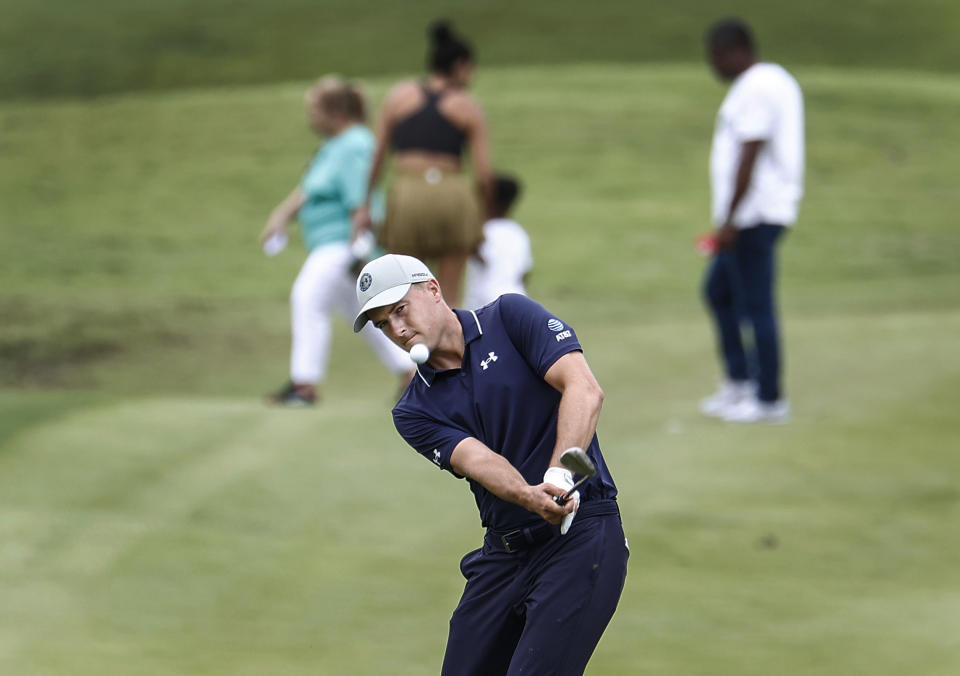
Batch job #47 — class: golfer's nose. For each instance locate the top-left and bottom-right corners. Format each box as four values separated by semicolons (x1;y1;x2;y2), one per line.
389;315;407;338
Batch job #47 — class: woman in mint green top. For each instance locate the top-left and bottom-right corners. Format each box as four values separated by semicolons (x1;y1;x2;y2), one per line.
260;77;412;406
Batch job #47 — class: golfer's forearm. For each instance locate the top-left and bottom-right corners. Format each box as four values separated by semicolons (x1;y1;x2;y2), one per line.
542;352;605;466
451;438;532;506
552;384;604;466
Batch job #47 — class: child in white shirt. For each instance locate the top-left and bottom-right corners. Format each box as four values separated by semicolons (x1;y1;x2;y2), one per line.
464;173;533;310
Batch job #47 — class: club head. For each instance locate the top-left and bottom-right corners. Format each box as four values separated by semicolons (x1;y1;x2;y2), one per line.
560;447;596;477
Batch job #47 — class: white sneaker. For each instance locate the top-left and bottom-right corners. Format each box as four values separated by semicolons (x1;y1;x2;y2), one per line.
723;396;790;424
700;380;753;418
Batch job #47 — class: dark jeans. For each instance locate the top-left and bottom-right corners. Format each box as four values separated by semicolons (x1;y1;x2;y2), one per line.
703;224;786;402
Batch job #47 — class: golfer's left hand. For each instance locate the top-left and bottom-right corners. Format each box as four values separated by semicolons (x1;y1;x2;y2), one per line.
544;467;580;535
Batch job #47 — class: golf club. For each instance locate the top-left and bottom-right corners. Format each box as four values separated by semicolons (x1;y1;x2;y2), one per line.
554;447;597;506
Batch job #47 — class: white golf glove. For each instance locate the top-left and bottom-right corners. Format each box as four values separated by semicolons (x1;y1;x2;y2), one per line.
543;466;580;535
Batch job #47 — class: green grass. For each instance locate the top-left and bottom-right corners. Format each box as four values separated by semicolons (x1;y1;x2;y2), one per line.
2;40;960;676
1;310;958;674
3;0;960;100
3;64;958;391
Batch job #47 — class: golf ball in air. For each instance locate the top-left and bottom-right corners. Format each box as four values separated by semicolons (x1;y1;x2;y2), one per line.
409;343;430;364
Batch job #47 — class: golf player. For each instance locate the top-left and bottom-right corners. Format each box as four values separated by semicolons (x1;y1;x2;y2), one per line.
353;254;628;676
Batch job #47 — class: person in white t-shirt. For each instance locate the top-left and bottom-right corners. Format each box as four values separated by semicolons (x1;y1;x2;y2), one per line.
463;173;533;310
699;18;804;424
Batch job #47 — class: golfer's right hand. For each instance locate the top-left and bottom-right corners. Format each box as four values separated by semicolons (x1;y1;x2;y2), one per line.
525;478;575;526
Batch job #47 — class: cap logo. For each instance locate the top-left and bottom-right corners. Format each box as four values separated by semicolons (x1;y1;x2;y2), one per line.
411;272;429;279
359;272;372;292
547;318;564;332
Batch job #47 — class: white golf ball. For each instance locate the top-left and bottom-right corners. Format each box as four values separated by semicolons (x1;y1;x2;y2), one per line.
409;343;430;364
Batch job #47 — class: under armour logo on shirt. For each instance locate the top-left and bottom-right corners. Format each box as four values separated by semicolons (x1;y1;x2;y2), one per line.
480;352;499;370
432;449;441;467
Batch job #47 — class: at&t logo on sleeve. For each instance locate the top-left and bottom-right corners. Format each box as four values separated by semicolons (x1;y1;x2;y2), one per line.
547;317;571;342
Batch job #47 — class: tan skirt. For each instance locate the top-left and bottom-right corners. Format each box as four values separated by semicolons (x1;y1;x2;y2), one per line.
379;169;483;259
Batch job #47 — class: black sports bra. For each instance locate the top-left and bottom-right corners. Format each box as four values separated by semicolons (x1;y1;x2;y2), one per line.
391;86;467;157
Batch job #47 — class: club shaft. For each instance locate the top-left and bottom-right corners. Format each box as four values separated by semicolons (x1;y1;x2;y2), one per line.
554;474;591;506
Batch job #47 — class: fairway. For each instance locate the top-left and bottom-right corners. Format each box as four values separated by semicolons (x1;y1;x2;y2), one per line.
3;45;960;676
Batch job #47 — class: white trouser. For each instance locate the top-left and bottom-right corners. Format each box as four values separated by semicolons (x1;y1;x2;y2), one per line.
290;242;411;384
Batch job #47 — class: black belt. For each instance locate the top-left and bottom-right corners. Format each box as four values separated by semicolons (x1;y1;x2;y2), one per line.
491;522;557;554
485;500;620;554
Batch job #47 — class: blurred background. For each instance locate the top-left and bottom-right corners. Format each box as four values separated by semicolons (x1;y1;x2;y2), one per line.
1;1;958;674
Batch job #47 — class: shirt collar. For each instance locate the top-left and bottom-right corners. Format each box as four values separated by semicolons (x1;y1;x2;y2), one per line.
414;309;483;387
457;308;484;345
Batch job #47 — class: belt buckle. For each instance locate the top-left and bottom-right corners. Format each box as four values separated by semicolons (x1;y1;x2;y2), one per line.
500;529;522;554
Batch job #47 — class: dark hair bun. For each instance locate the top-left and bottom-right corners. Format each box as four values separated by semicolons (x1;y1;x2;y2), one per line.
426;19;473;74
429;20;454;45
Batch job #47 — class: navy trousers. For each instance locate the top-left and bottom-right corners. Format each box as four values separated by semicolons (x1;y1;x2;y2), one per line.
703;224;786;402
440;502;628;676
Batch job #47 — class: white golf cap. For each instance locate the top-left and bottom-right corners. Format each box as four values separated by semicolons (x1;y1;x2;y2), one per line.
353;254;436;332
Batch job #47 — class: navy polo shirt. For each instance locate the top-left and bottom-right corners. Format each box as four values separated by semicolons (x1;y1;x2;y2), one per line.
392;294;618;531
